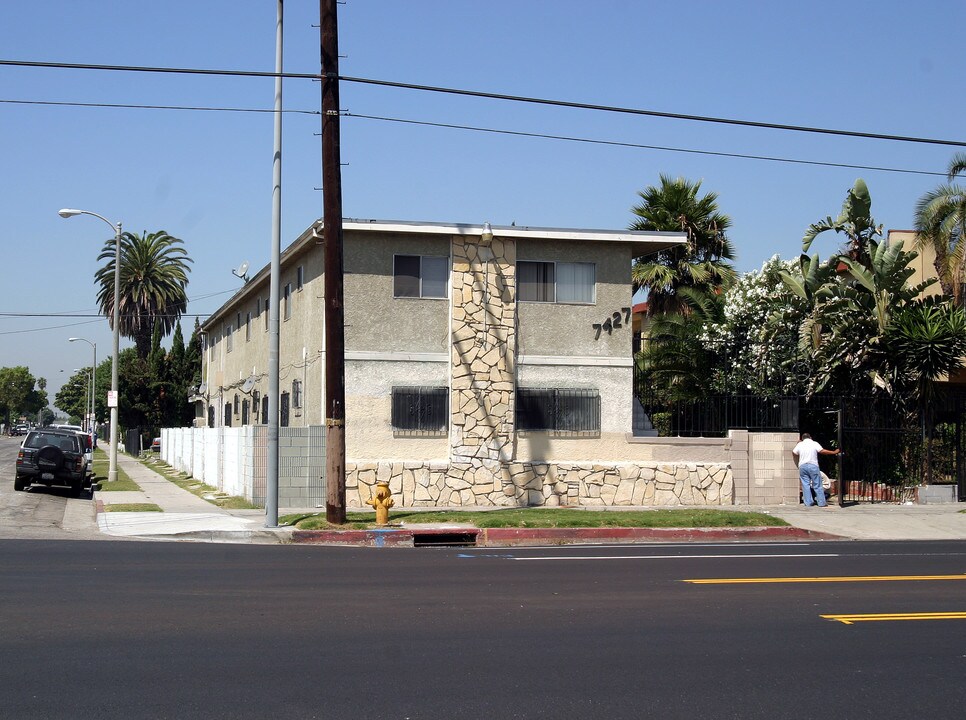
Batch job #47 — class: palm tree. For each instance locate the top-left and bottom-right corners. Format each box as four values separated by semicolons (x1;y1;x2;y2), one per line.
914;153;966;304
95;230;192;358
636;287;724;400
630;175;736;316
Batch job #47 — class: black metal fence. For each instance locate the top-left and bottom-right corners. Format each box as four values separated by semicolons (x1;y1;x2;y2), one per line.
635;392;799;436
634;385;966;503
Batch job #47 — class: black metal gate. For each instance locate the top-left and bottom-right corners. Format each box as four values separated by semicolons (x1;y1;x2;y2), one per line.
798;392;966;505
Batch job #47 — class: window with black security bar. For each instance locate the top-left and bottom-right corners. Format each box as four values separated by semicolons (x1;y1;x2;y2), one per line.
280;392;290;427
517;388;600;437
392;386;448;437
224;403;232;428
241;399;249;426
261;394;269;424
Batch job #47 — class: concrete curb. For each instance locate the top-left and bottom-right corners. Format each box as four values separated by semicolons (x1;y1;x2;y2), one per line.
131;529;295;545
289;525;844;547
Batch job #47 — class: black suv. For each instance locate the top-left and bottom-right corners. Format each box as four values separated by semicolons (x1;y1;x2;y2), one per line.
15;429;89;497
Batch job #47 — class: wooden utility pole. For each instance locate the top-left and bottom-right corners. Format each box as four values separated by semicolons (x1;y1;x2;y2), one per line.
321;0;347;524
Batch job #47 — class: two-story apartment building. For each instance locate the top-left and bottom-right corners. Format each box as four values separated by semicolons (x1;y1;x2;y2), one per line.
197;219;757;508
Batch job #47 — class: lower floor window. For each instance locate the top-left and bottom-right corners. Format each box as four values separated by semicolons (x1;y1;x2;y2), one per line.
392;386;448;436
516;388;600;437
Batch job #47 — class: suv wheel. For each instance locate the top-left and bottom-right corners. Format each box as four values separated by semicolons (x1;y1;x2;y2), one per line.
14;475;27;492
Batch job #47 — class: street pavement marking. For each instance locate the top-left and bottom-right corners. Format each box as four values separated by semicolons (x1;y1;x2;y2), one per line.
685;574;966;584
512;553;836;561
822;612;966;625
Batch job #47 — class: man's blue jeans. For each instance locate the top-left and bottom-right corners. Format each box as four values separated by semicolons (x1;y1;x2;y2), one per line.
800;463;826;507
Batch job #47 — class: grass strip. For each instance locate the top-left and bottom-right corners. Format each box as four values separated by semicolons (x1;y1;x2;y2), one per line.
280;507;789;531
103;503;163;513
136;454;259;510
91;448;141;491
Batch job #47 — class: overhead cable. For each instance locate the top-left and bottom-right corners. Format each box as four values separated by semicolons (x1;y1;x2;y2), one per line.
1;59;964;147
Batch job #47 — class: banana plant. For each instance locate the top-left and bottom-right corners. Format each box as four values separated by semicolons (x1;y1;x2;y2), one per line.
802;178;883;263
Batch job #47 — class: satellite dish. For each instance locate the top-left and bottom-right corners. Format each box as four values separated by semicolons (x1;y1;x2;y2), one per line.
198;382;208;395
241;376;256;394
232;261;251;283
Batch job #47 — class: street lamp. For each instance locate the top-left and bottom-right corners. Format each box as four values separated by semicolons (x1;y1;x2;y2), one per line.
59;209;121;484
69;337;96;431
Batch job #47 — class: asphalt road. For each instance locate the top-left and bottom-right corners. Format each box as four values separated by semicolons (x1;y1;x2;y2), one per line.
0;436;100;541
2;538;964;719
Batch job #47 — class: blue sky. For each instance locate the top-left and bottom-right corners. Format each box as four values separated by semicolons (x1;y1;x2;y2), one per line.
2;0;964;403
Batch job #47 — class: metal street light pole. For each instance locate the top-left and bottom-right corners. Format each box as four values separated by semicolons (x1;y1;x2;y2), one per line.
60;209;121;484
69;338;95;431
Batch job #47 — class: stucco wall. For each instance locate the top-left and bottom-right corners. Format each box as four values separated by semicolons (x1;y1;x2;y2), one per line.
345;358;450;461
516;239;634;359
344;231;450;354
205;241;324;427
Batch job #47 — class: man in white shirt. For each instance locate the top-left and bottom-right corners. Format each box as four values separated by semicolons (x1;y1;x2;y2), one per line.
792;433;841;507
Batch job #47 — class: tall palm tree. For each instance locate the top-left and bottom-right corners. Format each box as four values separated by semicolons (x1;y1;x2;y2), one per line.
630;175;736;316
915;153;966;304
95;230;192;358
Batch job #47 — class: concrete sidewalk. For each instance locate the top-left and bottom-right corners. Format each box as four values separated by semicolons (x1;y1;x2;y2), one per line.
94;444;966;544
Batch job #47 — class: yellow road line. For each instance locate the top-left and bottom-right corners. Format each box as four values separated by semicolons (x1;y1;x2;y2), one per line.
684;574;966;585
822;612;966;625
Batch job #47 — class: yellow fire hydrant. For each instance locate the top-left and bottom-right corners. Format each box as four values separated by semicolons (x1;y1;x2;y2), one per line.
367;481;394;526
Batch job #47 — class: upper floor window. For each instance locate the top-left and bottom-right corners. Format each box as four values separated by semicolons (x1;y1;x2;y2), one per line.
226;324;233;353
393;255;448;299
264;296;270;330
518;261;595;304
245;312;252;341
297;265;304;292
283;283;292;320
292;379;303;409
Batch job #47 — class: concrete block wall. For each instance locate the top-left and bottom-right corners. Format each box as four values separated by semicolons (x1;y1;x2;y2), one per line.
731;430;799;505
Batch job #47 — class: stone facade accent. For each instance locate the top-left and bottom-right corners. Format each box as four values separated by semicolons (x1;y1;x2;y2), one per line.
346;461;733;508
450;232;517;470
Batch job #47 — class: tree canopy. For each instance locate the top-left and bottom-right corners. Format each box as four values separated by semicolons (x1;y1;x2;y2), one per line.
95;230;192;358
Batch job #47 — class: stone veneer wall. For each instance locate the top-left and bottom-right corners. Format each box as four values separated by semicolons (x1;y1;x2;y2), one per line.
449;232;517;468
346;461;733;508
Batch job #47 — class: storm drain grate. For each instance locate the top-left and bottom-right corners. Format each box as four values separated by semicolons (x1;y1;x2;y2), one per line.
412;531;479;548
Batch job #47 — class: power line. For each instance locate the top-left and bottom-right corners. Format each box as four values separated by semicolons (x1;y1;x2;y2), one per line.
1;96;951;178
346;113;950;178
0;319;102;336
0;98;320;115
0;289;238;321
2;58;964;147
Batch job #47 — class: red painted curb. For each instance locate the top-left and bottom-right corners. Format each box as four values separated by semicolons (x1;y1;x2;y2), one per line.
290;525;841;546
481;526;841;546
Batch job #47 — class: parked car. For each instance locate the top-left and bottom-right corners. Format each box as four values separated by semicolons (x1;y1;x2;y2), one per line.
15;429;89;497
74;431;94;483
11;424;29;436
151;437;161;453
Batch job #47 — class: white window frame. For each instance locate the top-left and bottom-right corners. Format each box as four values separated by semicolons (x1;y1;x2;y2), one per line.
392;254;449;299
517;260;596;305
296;265;304;292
